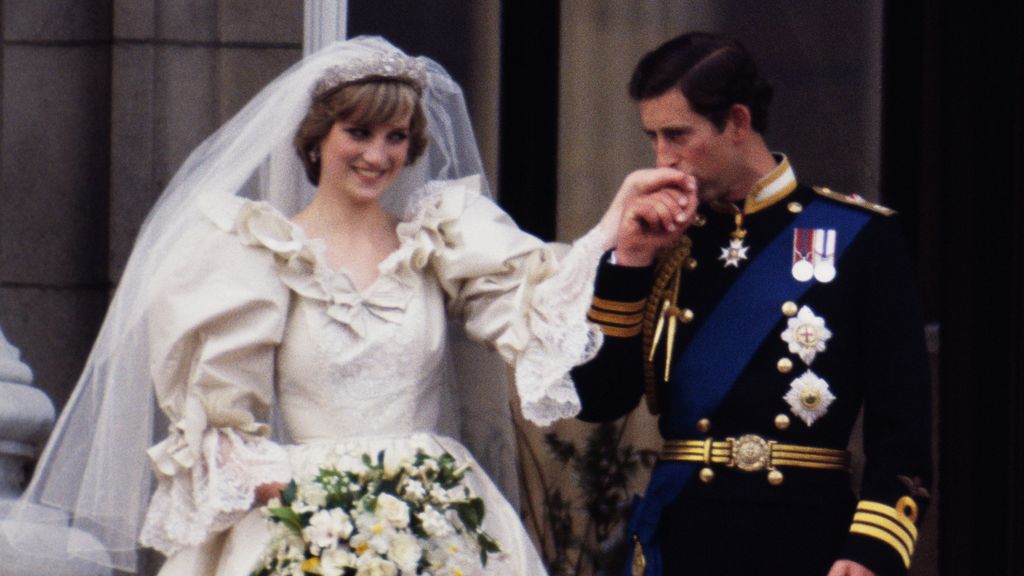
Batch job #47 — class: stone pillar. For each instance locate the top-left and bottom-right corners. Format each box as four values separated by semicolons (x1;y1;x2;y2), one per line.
0;327;111;575
0;327;51;499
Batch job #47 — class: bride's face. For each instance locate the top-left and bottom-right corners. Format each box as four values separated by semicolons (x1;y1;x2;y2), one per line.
318;113;412;204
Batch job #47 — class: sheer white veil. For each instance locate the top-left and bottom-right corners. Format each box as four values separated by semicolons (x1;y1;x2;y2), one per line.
3;36;517;574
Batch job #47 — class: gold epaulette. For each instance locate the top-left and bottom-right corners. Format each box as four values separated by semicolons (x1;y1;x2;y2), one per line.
813;187;896;216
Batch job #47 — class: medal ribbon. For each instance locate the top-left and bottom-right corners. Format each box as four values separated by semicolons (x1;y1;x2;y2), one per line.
626;199;871;575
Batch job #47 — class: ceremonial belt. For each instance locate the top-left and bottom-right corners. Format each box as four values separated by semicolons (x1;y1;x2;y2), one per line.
627;199;872;576
661;437;850;472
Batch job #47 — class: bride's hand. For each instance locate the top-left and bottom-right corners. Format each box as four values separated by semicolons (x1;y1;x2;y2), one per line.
598;167;698;264
254;482;287;506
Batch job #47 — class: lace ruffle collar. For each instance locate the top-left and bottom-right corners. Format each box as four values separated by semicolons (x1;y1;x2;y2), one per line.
197;176;484;336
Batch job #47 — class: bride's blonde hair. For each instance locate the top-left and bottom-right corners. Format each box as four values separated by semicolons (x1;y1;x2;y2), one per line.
294;79;428;185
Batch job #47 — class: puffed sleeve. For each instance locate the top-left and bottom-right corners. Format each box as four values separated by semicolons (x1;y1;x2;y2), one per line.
398;175;610;426
138;197;294;556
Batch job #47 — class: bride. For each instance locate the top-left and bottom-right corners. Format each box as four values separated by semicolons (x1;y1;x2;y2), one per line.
8;36;688;575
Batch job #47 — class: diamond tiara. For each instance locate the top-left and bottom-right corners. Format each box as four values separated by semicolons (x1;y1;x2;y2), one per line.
313;50;427;97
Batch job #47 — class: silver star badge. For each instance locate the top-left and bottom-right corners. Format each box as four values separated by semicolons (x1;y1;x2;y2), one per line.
780;305;832;365
718;238;749;268
784;370;836;426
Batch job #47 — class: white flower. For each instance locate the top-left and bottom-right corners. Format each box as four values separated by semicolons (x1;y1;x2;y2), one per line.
429;484;449;503
304;508;354;551
421;459;440;474
780;305;832;365
388;532;423;573
418;506;454;537
783;370;837;426
403;479;426;501
321;548;358;576
376;493;411;528
356;555;399;576
299;480;329;508
291;496;320;515
354;511;398;555
335;453;369;475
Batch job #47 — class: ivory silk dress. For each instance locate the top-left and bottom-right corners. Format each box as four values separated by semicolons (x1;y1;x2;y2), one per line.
137;176;606;575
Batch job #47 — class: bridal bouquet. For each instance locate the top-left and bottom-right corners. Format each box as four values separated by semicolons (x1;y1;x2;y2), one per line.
251;448;501;576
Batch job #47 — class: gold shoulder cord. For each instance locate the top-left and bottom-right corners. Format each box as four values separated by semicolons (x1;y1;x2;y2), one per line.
641;236;692;415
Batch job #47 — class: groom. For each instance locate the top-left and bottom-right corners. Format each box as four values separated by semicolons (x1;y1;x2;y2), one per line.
572;31;932;576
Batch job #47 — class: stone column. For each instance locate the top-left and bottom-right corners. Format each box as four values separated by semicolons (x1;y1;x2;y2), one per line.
0;327;111;575
0;327;51;499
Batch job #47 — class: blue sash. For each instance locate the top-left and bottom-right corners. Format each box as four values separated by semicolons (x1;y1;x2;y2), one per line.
627;199;871;574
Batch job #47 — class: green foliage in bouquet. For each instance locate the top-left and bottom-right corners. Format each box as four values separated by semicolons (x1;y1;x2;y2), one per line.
252;449;501;576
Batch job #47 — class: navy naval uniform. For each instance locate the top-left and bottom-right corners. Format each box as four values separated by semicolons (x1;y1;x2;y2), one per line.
572;157;931;576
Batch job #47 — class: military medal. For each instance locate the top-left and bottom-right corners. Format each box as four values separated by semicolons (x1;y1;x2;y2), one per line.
719;210;749;268
784;370;836;426
779;306;836;425
793;228;838;282
791;228;814;281
813;229;837;283
780;305;832;364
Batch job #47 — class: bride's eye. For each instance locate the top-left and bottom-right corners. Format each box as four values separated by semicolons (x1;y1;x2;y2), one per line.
387;131;409;143
345;127;370;139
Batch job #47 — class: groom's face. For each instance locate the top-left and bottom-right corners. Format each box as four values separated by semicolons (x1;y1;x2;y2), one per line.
639;88;737;203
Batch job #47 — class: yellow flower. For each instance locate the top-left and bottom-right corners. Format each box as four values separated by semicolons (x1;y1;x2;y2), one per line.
300;556;322;574
356;541;369;556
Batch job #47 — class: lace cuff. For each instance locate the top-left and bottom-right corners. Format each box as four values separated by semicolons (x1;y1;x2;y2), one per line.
139;427;291;556
516;225;608;426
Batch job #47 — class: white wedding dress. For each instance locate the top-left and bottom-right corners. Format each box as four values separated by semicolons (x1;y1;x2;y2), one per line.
137;175;606;575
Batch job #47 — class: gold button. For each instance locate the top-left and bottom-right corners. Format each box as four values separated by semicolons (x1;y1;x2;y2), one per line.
696;418;711;433
774;414;791;430
699;467;715;483
686;258;698;271
787;202;803;213
694;214;707;228
680;308;695;323
777;358;793;374
767;469;784;486
781;301;798;316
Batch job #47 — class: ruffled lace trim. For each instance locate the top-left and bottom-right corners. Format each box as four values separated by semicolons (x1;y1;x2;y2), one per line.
515;226;606;426
197;176;606;428
199;194;414;337
139;427;291;556
397;175;607;426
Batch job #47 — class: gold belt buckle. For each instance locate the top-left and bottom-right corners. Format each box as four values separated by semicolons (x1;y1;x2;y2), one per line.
727;434;773;472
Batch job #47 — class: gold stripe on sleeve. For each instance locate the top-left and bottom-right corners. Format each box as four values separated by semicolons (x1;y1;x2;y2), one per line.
849;524;911;569
598;323;642;338
857;501;919;540
587;309;645;325
591;296;646;313
853;512;915;554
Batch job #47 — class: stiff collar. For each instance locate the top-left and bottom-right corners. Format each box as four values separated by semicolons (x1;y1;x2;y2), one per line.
743;153;797;215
